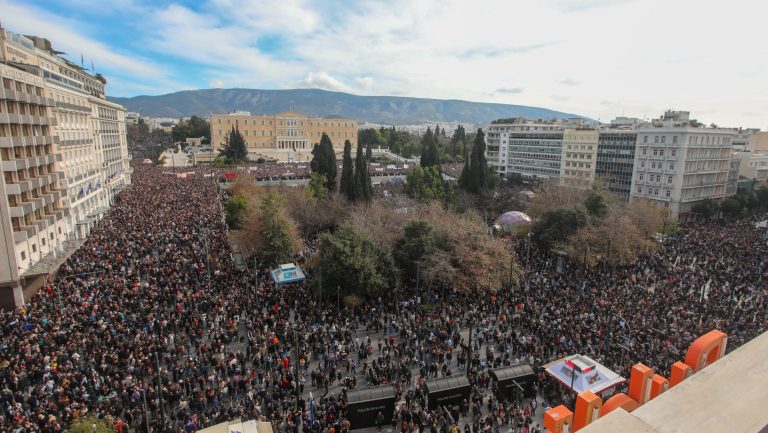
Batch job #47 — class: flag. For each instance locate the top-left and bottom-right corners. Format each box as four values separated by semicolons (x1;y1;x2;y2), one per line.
309;392;315;423
80;53;84;67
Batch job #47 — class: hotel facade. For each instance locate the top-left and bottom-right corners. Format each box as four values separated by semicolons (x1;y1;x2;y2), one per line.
210;111;358;162
0;26;130;307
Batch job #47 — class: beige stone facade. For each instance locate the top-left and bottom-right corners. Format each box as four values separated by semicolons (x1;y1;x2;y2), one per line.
211;111;358;162
0;63;68;308
560;126;599;188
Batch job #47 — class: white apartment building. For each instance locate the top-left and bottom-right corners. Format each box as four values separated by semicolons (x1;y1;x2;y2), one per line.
486;118;566;180
560;127;599;188
0;63;68;308
630;112;734;218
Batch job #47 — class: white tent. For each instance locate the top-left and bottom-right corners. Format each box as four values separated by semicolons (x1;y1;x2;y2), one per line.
544;354;625;396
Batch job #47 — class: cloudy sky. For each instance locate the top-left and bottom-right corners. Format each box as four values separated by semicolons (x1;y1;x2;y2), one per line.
3;0;766;126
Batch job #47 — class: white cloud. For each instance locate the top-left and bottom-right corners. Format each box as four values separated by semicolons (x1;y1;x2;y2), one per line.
354;76;374;89
0;0;164;78
5;0;766;126
209;79;225;89
296;72;353;93
496;87;525;95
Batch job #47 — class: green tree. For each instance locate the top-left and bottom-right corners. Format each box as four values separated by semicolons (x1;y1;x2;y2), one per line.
225;194;248;229
340;140;356;201
314;226;396;297
420;127;440;168
755;185;768;211
219;126;248;163
354;141;373;202
532;206;589;249
459;128;492;195
451;125;466;161
584;191;610;219
691;198;719;219
393;220;436;284
307;172;328;200
311;133;337;192
68;416;116;433
719;196;742;219
405;166;448;202
259;191;295;267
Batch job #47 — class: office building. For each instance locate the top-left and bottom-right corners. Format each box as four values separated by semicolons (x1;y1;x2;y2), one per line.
595;130;638;198
486;118;566;180
630;111;734;218
210;111;358;162
0;63;68;308
560;126;599;188
733;151;768;183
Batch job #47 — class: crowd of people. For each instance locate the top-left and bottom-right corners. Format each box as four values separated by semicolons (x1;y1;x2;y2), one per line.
0;162;765;433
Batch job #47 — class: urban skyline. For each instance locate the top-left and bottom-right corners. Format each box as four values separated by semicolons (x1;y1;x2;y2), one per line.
2;0;766;128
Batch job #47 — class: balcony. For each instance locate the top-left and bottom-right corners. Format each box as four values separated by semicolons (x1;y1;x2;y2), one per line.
15;92;30;104
0;88;18;101
0;136;11;148
0;113;20;124
9;202;33;218
1;159;27;171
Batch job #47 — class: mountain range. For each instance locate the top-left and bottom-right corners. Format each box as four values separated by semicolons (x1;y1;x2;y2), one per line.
109;88;584;125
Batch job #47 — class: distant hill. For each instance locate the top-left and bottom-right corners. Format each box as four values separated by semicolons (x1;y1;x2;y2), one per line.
109;88;584;125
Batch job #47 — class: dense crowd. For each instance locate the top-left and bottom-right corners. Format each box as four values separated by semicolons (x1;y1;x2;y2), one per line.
0;163;765;433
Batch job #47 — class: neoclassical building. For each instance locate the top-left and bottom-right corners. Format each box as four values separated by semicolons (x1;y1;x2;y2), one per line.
210;111;358;162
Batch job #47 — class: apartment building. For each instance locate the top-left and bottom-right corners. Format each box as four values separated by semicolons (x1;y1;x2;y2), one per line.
630;111;734;217
560;127;599;188
1;27;130;239
733;151;768;183
486;118;566;180
210;111;358;162
0;63;67;308
595;130;638;198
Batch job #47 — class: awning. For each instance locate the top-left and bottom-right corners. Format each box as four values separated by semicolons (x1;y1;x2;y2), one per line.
21;237;86;278
544;354;625;395
270;263;305;285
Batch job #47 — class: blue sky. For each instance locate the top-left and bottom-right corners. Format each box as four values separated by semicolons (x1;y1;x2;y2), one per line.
3;0;767;127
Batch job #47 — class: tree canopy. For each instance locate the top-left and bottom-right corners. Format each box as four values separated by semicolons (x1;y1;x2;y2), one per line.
459;128;493;195
314;225;396;298
219;126;248;163
420;127;440;168
310;133;337;192
340;140;355;201
354;141;373;202
405;166;452;203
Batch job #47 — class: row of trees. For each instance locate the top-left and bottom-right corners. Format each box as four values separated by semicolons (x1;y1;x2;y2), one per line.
692;185;768;219
171;115;210;144
339;140;373;202
310;202;519;299
358;125;473;162
529;183;669;266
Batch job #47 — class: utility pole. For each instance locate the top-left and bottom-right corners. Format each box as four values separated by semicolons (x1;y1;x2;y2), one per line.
154;351;166;429
142;389;151;433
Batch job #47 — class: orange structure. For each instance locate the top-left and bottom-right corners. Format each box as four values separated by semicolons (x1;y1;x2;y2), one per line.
546;329;727;433
544;405;573;433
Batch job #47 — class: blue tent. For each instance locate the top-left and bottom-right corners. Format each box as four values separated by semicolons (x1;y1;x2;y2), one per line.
270;263;306;285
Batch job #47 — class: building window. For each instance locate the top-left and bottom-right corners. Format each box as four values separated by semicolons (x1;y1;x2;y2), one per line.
670;163;675;170
661;136;666;144
637;187;642;193
654;136;659;144
659;149;664;156
673;136;678;144
643;136;648;143
671;150;676;157
20;251;26;261
653;149;658;156
31;244;37;253
639;174;644;181
642;148;647;155
668;176;672;183
666;190;671;197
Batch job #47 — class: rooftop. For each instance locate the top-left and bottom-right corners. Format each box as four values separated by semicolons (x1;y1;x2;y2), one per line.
581;330;768;433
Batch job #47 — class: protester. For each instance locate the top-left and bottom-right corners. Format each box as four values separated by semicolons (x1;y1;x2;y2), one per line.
0;161;765;433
